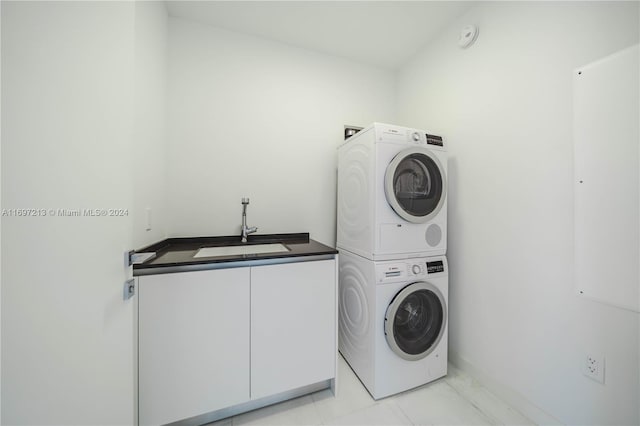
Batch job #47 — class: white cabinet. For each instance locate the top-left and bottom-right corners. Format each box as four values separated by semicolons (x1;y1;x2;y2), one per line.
138;268;250;426
251;260;336;399
137;257;337;425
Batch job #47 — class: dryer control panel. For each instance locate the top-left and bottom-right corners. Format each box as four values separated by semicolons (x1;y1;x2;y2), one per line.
375;123;445;150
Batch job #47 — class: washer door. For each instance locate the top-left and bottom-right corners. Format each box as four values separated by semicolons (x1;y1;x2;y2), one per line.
384;147;446;223
384;282;446;361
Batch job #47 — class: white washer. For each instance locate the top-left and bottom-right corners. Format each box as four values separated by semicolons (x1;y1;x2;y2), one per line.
338;249;448;400
337;122;447;260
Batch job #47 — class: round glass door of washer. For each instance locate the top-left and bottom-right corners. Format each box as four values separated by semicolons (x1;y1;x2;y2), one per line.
384;281;446;361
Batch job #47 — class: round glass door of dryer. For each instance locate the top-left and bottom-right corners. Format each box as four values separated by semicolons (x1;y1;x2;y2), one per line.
384;281;446;361
384;148;445;223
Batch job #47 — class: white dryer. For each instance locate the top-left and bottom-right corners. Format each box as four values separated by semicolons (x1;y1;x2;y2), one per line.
338;249;448;400
337;122;447;260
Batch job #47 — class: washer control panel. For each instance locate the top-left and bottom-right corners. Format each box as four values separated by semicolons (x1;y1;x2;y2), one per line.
409;263;428;278
426;260;445;274
376;256;447;283
375;256;447;284
376;263;407;283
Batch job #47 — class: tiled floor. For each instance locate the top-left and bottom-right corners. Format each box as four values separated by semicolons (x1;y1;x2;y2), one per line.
208;355;535;425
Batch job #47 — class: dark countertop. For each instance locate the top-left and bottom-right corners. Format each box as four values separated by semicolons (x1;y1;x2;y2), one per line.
133;233;338;276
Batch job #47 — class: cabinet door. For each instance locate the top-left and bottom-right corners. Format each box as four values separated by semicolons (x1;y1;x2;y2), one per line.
251;259;336;399
138;268;250;425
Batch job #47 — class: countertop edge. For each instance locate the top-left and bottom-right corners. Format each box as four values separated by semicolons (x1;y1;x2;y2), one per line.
134;253;337;276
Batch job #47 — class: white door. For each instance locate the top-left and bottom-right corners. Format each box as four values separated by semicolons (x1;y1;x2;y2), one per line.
250;260;336;399
138;269;251;425
2;2;141;424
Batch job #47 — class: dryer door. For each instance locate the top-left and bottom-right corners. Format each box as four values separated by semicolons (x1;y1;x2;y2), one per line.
384;147;445;223
384;281;446;361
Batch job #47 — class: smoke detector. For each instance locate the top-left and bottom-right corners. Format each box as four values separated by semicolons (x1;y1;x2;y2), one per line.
458;25;479;48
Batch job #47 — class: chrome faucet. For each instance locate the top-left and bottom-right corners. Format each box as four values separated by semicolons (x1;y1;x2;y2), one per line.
240;197;257;243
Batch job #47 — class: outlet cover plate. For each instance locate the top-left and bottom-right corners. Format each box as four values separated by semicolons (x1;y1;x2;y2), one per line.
583;354;605;384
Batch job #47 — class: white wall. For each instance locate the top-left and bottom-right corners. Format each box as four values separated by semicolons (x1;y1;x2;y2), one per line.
1;2;167;424
166;17;395;246
396;2;639;425
133;2;168;248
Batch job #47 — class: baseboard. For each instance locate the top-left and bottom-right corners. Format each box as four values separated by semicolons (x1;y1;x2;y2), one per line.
449;350;563;425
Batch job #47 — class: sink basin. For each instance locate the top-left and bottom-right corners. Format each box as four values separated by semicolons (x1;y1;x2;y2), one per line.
193;243;289;258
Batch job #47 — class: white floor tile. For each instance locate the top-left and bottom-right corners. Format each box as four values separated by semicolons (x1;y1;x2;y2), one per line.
217;356;534;426
232;395;322;426
444;366;534;426
325;401;412;426
393;379;496;425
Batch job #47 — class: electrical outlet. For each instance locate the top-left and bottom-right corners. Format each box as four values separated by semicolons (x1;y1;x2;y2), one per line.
145;207;152;231
583;354;605;383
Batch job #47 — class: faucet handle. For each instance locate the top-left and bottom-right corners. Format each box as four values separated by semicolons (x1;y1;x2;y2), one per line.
241;197;250;205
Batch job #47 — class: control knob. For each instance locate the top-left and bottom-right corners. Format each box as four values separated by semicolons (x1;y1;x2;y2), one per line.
412;264;421;275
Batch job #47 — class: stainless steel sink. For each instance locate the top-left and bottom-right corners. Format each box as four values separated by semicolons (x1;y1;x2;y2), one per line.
193;243;289;258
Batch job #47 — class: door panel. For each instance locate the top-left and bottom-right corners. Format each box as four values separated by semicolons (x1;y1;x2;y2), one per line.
138;268;250;425
251;260;336;399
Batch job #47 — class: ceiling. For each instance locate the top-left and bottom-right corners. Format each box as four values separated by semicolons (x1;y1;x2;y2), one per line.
164;1;474;70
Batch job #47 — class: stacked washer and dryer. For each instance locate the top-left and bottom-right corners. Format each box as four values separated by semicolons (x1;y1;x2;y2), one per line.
337;122;449;400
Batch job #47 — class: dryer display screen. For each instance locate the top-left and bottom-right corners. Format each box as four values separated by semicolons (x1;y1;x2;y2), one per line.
426;261;444;274
426;134;444;147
